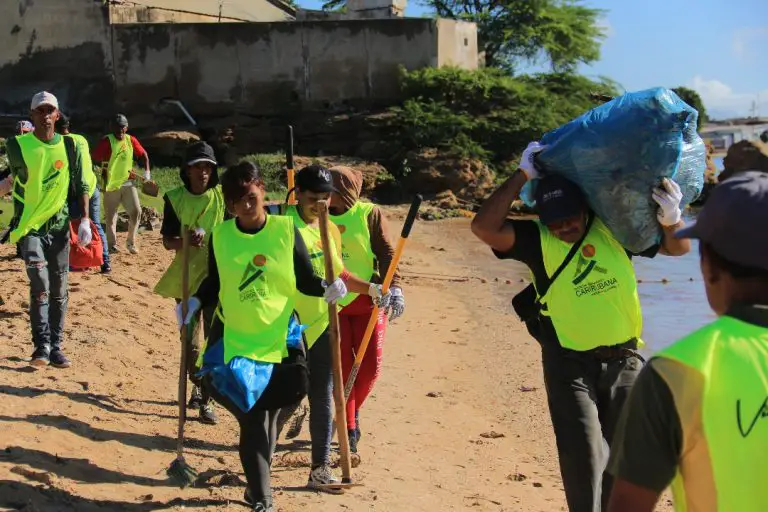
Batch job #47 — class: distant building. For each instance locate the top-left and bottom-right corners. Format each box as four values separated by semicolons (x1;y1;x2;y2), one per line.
700;120;768;152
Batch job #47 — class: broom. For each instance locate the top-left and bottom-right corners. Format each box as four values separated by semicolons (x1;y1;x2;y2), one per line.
166;227;199;487
342;195;422;402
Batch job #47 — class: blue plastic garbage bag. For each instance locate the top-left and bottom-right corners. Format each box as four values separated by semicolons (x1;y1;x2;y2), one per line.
521;87;706;253
197;315;306;413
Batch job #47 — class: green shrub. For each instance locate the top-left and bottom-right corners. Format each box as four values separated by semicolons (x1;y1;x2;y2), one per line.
390;66;619;177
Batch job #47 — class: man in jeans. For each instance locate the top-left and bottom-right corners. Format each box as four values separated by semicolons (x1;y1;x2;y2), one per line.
6;92;92;369
471;142;691;511
92;114;150;255
56;114;111;273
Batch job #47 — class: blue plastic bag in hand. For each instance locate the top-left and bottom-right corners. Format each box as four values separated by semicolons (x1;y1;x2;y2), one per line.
521;87;706;253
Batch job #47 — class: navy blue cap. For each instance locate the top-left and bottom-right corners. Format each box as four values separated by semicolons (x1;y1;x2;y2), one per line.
534;175;587;225
676;170;768;271
296;165;337;193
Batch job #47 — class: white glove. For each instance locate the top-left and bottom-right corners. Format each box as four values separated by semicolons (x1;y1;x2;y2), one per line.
368;283;392;309
77;219;93;247
519;141;547;180
322;278;348;304
143;171;151;181
175;297;201;328
653;178;683;226
386;286;405;321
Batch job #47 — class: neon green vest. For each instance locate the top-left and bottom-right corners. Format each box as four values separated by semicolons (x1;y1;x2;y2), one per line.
10;134;71;244
538;217;642;351
213;215;296;364
286;205;344;347
105;134;133;192
154;185;225;299
331;201;375;307
68;134;96;196
659;315;768;511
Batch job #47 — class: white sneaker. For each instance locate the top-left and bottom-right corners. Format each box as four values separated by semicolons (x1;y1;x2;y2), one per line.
307;465;343;493
127;244;139;255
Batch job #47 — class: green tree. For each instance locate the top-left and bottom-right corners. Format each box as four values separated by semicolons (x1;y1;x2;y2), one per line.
425;0;605;71
672;87;708;129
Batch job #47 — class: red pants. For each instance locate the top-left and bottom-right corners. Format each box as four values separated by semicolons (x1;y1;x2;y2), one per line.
339;294;387;429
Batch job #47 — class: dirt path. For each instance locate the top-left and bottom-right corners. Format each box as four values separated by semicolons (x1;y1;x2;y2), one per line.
0;211;664;511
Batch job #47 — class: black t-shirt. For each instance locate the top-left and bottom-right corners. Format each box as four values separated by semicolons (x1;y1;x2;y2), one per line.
493;219;659;344
160;194;182;238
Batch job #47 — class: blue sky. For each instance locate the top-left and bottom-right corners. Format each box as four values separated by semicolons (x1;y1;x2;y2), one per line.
299;0;768;119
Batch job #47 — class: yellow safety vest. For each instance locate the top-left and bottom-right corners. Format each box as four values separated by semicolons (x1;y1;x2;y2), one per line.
154;185;225;299
285;205;344;347
213;215;296;364
539;217;642;350
10;133;71;244
68;134;96;197
104;134;133;192
330;201;376;307
658;315;768;511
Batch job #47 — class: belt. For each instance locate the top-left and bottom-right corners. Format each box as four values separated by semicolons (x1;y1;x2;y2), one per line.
563;339;644;363
589;346;644;363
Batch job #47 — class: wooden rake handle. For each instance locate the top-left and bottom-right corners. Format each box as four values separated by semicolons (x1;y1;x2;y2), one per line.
317;201;353;481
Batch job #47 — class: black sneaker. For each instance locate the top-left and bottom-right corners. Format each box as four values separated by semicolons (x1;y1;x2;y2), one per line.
355;410;361;442
101;263;112;274
49;349;71;369
244;489;274;511
188;386;203;409
347;429;358;453
30;347;50;368
199;402;218;425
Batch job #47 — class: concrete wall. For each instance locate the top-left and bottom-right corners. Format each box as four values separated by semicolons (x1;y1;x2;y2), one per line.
111;19;451;116
0;0;113;118
109;5;245;24
124;0;294;22
436;19;478;69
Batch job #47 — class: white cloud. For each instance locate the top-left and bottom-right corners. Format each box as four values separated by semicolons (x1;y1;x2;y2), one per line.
732;27;768;60
597;17;615;39
689;76;768;119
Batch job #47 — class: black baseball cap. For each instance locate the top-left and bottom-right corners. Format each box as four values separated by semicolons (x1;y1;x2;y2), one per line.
676;170;768;271
296;165;338;193
534;175;588;225
185;141;217;167
114;114;129;127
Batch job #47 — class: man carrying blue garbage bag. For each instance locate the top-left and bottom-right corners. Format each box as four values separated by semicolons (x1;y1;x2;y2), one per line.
471;141;691;511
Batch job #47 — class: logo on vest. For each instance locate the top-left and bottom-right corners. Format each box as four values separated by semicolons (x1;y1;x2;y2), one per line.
43;162;63;192
337;225;347;234
239;255;267;301
737;396;768;438
572;244;616;297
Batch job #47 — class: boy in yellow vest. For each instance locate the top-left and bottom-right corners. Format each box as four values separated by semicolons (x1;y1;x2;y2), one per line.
471;141;691;511
156;141;225;425
178;161;350;512
328;165;406;454
5;92;92;369
55;114;111;273
608;171;768;512
274;165;391;489
92;114;150;255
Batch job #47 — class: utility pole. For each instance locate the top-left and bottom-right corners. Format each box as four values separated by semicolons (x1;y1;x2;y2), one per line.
218;0;223;22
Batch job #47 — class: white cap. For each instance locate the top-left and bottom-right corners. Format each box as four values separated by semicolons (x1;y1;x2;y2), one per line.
30;91;59;111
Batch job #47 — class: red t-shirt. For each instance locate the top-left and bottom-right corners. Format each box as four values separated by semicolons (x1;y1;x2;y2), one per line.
92;135;148;163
